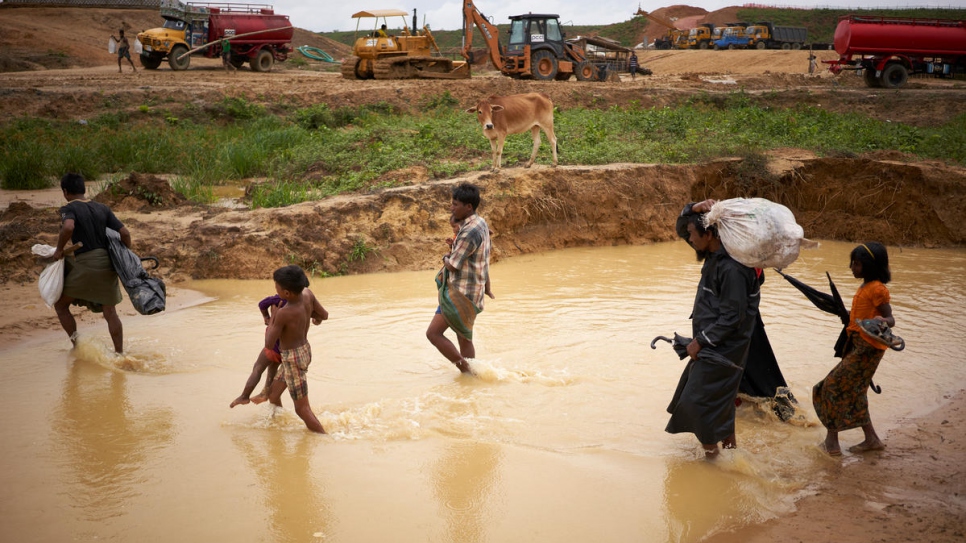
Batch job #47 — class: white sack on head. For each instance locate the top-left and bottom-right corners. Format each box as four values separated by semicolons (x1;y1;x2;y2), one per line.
32;244;63;308
703;198;817;270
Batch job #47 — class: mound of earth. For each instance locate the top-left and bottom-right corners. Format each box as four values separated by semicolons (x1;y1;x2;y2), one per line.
0;6;351;73
93;172;188;211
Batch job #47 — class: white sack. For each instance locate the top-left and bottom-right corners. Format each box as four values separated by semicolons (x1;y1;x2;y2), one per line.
704;198;816;270
134;38;143;55
32;244;63;308
109;37;117;54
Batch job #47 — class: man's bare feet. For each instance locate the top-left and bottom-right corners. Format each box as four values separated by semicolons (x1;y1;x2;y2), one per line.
453;358;474;374
722;434;737;449
230;396;250;408
848;440;885;453
250;393;269;405
703;444;720;459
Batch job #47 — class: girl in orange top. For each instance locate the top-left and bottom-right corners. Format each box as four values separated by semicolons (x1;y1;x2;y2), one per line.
813;242;896;456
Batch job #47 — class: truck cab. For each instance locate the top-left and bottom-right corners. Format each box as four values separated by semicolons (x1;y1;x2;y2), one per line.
712;25;750;50
688;24;715;49
138;0;213;70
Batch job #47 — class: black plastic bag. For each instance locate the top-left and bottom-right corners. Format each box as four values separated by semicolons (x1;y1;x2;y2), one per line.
106;228;166;315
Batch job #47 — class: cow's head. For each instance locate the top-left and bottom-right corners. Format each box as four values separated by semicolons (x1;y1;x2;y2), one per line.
466;100;504;131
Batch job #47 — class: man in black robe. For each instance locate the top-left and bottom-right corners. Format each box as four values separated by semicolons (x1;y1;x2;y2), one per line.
675;202;791;402
666;200;761;457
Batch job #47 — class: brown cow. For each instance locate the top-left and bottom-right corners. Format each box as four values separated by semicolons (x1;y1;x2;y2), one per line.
466;93;558;171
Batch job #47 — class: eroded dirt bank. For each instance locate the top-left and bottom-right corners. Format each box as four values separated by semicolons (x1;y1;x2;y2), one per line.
3;156;965;286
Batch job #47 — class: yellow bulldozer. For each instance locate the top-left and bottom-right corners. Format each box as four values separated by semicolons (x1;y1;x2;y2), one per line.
340;9;469;79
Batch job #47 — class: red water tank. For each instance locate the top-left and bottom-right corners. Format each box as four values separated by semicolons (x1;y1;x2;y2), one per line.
834;15;966;57
209;12;294;43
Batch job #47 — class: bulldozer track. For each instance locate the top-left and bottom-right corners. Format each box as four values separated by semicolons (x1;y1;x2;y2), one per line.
340;58;359;79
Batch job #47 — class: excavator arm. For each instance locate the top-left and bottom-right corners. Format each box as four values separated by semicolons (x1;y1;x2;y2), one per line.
461;0;504;70
634;8;678;31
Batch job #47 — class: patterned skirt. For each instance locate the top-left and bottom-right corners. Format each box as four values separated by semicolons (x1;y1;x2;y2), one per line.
812;332;885;431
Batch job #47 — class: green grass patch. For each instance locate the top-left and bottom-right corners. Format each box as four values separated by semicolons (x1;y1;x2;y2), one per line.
2;94;963;204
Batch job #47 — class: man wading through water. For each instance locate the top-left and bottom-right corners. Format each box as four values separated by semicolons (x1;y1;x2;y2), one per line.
426;183;493;374
665;199;761;457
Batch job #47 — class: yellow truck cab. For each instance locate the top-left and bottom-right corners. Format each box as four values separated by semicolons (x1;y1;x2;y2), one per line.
137;0;211;70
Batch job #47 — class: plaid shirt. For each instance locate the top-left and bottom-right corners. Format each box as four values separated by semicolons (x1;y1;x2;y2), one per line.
444;214;492;309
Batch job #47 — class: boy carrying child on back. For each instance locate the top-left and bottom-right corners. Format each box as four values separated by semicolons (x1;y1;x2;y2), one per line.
261;265;328;433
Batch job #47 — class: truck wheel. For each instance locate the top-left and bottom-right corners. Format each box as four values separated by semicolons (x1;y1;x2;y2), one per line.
756;41;766;50
139;54;162;70
168;44;190;71
863;68;882;88
792;43;802;50
699;41;709;50
880;63;908;89
251;49;274;72
781;43;791;50
728;44;737;50
229;56;246;69
531;50;558;80
574;60;597;81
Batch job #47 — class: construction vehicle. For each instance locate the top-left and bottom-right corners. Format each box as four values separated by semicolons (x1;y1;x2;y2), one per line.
461;0;603;81
635;9;688;50
340;9;469;79
137;0;293;71
744;22;807;50
687;23;716;49
711;24;750;50
825;15;966;89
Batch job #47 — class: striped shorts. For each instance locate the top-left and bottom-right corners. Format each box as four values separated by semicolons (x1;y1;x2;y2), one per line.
280;343;312;401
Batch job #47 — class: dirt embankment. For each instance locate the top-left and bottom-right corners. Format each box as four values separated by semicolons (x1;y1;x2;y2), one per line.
3;156;965;286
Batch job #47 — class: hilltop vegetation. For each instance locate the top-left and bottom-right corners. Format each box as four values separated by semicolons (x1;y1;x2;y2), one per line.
321;7;966;50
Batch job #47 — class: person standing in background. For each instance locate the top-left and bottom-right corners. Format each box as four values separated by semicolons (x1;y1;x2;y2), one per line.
112;29;137;73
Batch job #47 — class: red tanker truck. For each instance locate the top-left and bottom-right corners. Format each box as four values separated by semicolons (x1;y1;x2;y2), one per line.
138;0;293;72
825;15;966;88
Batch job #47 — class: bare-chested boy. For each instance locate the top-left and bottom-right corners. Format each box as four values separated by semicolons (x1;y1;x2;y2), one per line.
262;265;328;433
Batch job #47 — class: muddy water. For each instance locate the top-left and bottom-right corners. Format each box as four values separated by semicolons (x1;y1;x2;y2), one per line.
2;240;964;543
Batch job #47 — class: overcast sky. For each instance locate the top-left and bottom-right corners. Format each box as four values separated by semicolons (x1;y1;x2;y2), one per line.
270;1;955;33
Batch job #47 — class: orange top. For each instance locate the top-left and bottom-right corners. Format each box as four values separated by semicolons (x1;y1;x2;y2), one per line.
847;280;891;350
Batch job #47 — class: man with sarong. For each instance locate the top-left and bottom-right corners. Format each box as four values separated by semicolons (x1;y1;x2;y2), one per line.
52;173;133;353
666;200;760;457
426;183;492;374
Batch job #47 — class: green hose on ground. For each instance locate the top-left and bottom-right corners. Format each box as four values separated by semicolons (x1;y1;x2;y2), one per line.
297;46;337;63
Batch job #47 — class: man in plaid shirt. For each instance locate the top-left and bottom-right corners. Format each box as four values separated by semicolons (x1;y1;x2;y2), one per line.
426;183;493;374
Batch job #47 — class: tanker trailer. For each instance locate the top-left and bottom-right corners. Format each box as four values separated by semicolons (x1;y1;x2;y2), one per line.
825;15;966;88
138;0;293;72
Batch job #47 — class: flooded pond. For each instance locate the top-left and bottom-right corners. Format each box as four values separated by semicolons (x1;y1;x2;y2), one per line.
2;240;964;542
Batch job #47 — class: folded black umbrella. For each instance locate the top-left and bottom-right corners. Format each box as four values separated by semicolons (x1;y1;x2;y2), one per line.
777;269;882;393
650;333;691;360
775;270;849;325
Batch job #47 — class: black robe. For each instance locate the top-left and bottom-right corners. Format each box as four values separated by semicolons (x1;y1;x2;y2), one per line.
676;205;788;399
665;246;760;444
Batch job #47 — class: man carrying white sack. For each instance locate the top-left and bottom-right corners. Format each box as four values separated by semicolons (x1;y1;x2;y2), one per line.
666;199;762;457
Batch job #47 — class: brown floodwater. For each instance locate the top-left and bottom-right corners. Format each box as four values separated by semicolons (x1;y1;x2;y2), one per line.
2;240;963;542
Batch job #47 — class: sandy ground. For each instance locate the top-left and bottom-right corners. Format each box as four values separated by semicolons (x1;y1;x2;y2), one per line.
2;6;966;541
